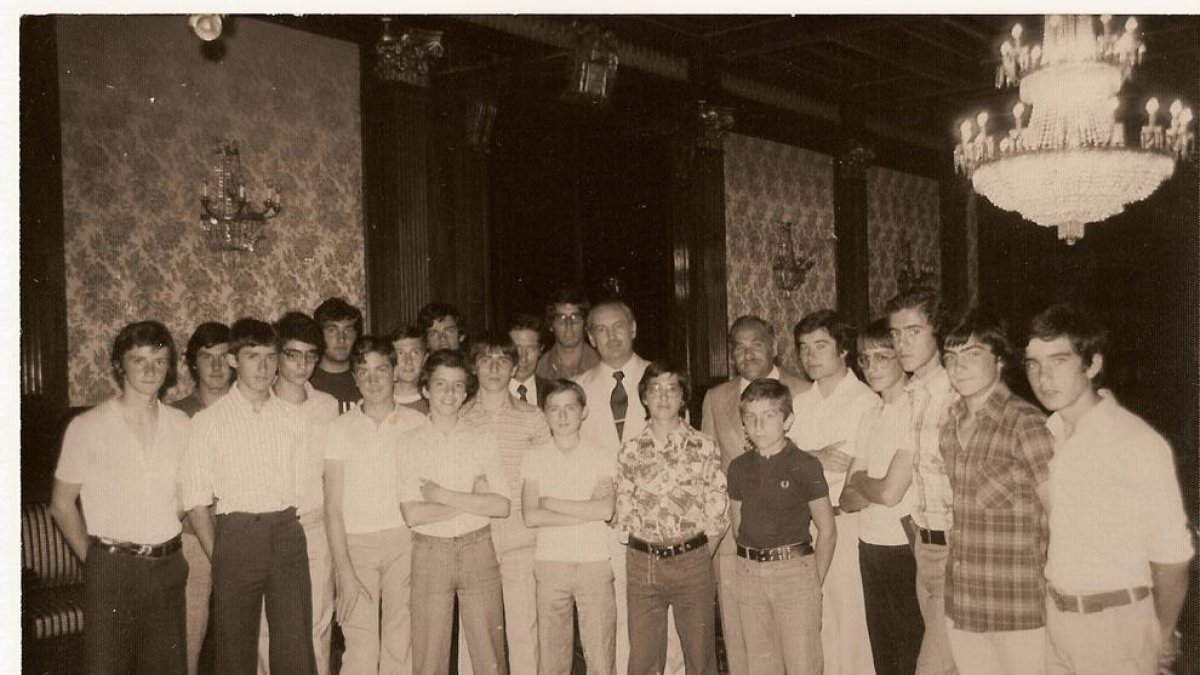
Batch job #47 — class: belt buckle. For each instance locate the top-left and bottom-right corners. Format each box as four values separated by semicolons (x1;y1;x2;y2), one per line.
137;543;153;556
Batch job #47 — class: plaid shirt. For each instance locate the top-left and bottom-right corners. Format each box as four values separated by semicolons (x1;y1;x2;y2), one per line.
942;382;1054;631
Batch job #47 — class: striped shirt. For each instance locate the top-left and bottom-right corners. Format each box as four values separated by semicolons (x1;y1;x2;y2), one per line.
459;395;551;549
180;382;307;514
288;384;340;518
396;420;509;538
325;404;427;534
906;365;957;530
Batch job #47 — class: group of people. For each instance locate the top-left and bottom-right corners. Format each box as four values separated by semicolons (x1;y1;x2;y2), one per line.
49;285;1193;675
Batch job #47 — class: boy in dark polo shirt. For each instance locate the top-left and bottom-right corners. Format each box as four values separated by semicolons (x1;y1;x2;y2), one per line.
727;379;836;675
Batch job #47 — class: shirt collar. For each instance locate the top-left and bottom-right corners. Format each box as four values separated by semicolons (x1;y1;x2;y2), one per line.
904;363;949;393
952;379;1011;424
739;366;781;395
1046;388;1115;440
230;381;275;410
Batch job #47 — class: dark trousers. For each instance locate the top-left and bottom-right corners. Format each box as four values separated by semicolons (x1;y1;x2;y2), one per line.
626;546;718;675
860;541;924;675
212;508;316;675
82;541;188;675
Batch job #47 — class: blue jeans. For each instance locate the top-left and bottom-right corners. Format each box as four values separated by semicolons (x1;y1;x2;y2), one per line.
737;553;823;675
410;526;507;675
626;546;717;675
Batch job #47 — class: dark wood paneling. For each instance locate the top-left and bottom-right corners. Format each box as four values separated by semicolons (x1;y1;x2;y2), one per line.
834;153;871;326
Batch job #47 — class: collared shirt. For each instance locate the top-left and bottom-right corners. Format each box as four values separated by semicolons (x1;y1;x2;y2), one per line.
788;371;878;506
1045;391;1194;593
728;440;828;549
326;404;427;533
521;440;616;563
395;391;430;415
459;395;552;548
942;382;1054;632
906;365;957;530
508;376;539;405
180;382;307;515
536;343;601;380
169;391;206;418
309;367;361;413
738;366;782;396
855;396;917;546
396;420;509;538
284;383;340;517
615;422;729;543
56;398;190;544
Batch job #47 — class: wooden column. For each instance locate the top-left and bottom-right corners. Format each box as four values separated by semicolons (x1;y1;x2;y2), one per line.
939;173;972;318
834;142;872;326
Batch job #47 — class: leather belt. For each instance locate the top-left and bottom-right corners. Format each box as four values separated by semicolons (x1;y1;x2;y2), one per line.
90;534;183;559
1048;585;1151;614
917;527;947;546
628;533;708;559
737;541;814;562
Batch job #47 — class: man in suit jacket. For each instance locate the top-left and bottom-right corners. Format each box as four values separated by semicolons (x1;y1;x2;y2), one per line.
509;315;555;407
700;314;810;675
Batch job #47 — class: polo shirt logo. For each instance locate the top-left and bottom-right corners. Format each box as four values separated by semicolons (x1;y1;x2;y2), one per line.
780;479;790;489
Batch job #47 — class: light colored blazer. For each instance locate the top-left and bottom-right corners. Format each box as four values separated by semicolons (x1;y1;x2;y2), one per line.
574;354;651;453
701;369;810;472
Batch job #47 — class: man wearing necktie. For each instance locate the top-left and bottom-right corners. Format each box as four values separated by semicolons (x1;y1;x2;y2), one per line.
508;314;554;407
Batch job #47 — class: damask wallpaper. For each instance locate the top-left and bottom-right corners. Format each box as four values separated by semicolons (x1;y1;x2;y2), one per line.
57;16;366;405
866;166;942;317
723;133;837;371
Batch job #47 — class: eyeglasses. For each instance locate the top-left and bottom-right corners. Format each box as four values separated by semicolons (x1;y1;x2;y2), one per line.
282;349;320;365
553;313;585;325
646;383;683;397
857;352;897;369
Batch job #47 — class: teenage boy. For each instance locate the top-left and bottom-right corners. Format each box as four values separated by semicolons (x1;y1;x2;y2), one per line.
172;320;233;675
417;302;465;353
509;314;554;406
522;380;618;675
841;319;923;675
615;360;729;675
536;287;600;380
180;318;316;675
325;336;427;675
397;350;511;675
257;312;341;675
941;310;1054;675
789;310;878;675
459;331;553;675
51;321;191;675
311;297;363;412
728;378;836;675
1024;304;1192;675
391;324;429;414
885;287;957;675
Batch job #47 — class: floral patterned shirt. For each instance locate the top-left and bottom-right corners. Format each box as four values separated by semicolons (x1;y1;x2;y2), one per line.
615;422;729;544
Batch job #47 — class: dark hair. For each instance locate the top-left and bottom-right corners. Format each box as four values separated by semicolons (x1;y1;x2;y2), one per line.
944;309;1012;367
111;320;179;398
350;334;398;368
794;309;856;359
419;349;479;399
509;313;544;336
540;378;588;410
729;315;776;343
313;297;364;336
857;318;894;352
228;318;277;355
184;321;230;379
1027;303;1108;374
468;330;519;366
738;378;793;417
389;323;426;345
417;302;463;334
637;359;690;419
274;311;325;358
544;287;591;323
885;286;942;340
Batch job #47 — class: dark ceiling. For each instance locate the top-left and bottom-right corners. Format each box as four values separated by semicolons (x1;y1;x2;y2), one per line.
261;14;1200;150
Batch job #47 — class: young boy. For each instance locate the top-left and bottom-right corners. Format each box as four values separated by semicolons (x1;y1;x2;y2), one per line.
521;380;617;675
728;378;836;675
397;350;511;675
391;324;429;414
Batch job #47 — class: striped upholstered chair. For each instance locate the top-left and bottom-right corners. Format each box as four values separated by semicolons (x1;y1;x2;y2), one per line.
21;501;84;673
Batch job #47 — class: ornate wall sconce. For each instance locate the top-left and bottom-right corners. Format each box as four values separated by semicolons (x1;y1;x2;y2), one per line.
772;220;817;291
200;140;281;253
375;17;444;86
895;231;937;294
565;23;619;103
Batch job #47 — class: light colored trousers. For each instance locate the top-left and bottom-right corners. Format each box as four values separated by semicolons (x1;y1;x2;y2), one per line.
182;531;211;675
257;519;335;675
458;534;538;675
1045;593;1160;675
535;560;616;675
946;619;1045;675
820;513;876;675
336;527;413;675
714;552;747;675
737;552;823;675
914;541;958;675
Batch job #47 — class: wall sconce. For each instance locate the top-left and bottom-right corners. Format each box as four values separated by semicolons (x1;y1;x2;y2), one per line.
200;140;281;253
565;23;619;103
772;220;816;291
895;231;937;294
375;17;444;86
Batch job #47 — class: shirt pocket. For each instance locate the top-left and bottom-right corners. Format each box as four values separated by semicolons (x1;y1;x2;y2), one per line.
972;460;1017;510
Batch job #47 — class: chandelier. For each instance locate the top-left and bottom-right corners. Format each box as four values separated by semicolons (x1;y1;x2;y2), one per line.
954;15;1193;244
772;221;816;291
200;141;281;253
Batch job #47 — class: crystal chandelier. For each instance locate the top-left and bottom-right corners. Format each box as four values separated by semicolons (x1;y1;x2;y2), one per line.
954;15;1193;244
200;141;281;253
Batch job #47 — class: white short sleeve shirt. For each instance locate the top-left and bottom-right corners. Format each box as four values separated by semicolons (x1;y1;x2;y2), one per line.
325;404;427;534
396;421;509;538
520;440;615;562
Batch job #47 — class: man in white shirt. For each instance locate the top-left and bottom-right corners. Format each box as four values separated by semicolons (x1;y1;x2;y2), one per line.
397;350;511;675
789;310;879;675
522;380;618;675
509;314;553;407
256;312;340;675
180;318;316;675
51;321;191;675
326;335;427;675
1024;303;1193;675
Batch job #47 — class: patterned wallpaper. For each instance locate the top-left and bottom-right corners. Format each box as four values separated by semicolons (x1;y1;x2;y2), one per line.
57;16;366;405
866;166;942;318
723;133;837;371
